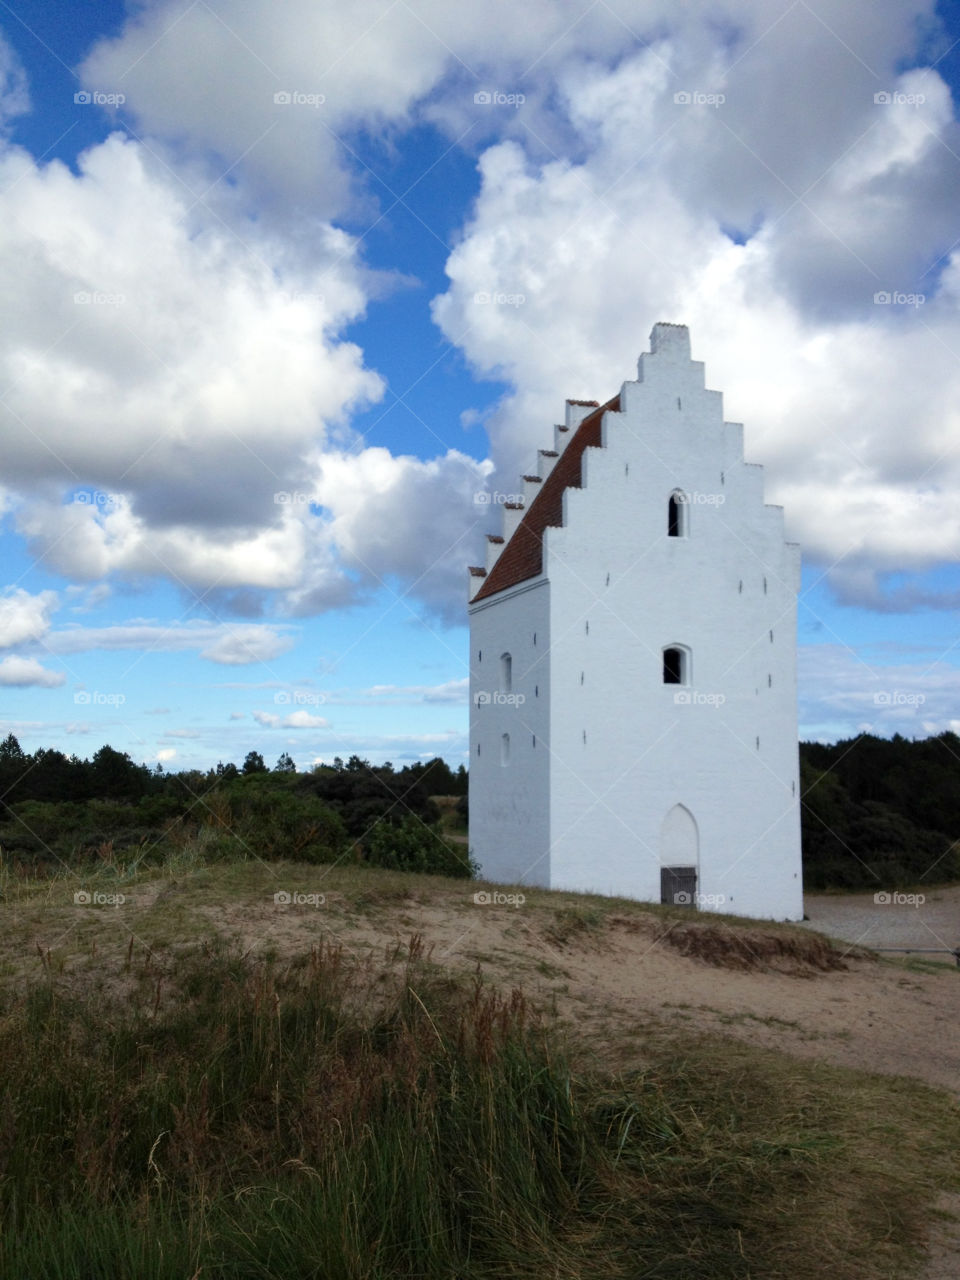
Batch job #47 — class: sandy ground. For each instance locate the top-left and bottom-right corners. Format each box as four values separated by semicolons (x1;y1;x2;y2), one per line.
178;884;960;1100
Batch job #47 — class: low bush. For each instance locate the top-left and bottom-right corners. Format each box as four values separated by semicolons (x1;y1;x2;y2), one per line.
361;814;475;878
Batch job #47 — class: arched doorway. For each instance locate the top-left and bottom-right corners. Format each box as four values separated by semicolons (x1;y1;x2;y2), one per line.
660;804;699;906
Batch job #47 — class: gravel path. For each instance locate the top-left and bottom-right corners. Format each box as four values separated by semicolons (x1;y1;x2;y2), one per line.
800;884;960;958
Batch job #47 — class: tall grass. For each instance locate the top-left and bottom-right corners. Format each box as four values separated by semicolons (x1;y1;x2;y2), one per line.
0;934;955;1278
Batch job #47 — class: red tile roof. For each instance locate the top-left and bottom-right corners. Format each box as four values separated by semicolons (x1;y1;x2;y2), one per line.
473;393;620;602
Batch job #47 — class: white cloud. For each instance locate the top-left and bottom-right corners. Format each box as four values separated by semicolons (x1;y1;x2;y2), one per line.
0;35;29;129
0;129;387;602
45;621;296;665
0;120;492;621
3;0;959;633
78;0;643;219
253;709;328;728
284;709;329;728
65;583;112;613
0;589;58;648
199;626;296;666
430;31;960;609
363;678;469;702
0;655;65;687
799;644;960;740
312;447;491;622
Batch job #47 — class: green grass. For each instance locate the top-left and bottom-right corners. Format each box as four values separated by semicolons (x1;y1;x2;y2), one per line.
0;930;955;1277
0;856;958;1276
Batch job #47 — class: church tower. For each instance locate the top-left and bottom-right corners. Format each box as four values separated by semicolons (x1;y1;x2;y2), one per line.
467;323;803;921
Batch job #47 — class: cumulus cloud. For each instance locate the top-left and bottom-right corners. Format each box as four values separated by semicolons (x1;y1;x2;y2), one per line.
313;447;491;622
430;16;960;610
0;120;490;622
78;0;641;220
0;128;389;605
0;655;65;687
0;589;58;648
3;0;959;632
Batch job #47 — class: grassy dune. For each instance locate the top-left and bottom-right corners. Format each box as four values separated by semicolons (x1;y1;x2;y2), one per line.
0;855;956;1277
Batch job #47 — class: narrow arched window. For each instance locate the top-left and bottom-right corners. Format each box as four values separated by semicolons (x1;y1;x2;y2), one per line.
663;646;689;685
668;491;688;537
500;652;512;693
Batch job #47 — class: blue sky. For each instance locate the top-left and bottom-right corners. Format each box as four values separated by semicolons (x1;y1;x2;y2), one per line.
1;0;960;771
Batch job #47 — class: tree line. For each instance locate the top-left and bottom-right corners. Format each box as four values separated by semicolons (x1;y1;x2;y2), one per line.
0;731;957;890
0;734;470;878
800;732;960;888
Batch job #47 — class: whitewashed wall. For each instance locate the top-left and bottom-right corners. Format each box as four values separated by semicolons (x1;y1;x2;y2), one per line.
469;578;552;886
470;324;803;921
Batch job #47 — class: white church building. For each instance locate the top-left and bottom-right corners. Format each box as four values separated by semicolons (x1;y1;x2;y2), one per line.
467;323;803;921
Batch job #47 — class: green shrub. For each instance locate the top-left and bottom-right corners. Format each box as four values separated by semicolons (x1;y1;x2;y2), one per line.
220;778;347;863
361;815;476;878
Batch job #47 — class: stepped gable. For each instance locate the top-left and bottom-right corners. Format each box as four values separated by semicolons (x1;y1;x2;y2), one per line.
474;392;621;602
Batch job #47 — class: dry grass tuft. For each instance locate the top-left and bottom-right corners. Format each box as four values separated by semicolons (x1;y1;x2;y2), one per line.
659;921;865;973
